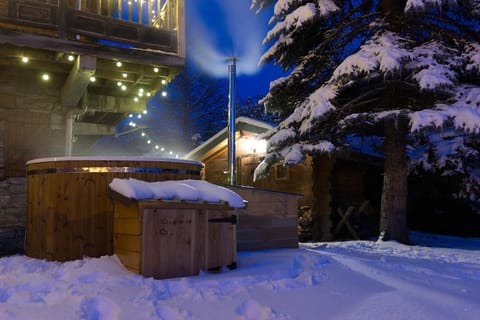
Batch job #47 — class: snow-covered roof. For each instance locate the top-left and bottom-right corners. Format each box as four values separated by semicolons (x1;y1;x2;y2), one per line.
184;117;274;161
109;178;246;208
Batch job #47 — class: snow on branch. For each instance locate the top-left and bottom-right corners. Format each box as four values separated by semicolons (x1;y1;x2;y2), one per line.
264;3;317;43
465;42;480;72
409;41;460;90
331;32;411;83
299;85;337;134
405;0;458;13
410;86;480;133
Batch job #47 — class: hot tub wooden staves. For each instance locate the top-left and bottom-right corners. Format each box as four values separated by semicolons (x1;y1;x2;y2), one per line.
25;157;204;261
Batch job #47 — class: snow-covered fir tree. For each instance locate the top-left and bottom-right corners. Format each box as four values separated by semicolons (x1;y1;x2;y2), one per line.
251;0;480;242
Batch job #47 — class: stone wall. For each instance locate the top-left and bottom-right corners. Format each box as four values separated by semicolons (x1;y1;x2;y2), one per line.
0;178;26;255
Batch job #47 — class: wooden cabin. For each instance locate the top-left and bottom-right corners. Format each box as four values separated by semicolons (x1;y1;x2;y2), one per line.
184;117;384;242
0;0;185;254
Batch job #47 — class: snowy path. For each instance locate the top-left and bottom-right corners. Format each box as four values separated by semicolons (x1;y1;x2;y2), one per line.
0;237;479;320
308;246;480;320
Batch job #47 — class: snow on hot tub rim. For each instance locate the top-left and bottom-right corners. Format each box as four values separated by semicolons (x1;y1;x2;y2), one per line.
26;156;204;167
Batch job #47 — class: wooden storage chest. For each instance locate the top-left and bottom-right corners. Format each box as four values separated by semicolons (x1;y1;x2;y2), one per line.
111;195;237;279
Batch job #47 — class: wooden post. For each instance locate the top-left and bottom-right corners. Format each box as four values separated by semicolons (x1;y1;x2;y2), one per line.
64;111;73;156
311;154;334;241
176;0;185;58
147;0;152;25
138;0;143;24
117;0;122;19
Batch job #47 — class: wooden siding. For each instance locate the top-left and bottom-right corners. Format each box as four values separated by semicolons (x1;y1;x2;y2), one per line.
229;186;300;251
25;158;203;261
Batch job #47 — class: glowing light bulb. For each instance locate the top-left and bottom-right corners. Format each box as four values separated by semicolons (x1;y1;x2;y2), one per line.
155;145;159;149
147;140;151;144
161;147;165;151
146;92;151;97
89;76;96;82
122;73;128;78
141;132;145;137
153;67;159;73
161;91;167;97
137;114;142;119
121;85;127;91
67;55;75;61
116;61;122;67
117;81;122;87
128;114;133;118
42;73;50;81
142;110;147;114
161;79;167;85
134;97;139;102
21;56;29;63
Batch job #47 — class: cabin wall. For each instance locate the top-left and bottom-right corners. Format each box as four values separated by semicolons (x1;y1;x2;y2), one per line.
203;149;313;207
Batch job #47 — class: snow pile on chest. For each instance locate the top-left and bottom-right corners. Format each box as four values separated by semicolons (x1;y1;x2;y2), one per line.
109;178;246;208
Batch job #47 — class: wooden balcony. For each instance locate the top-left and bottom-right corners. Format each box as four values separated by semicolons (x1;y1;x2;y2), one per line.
0;0;183;55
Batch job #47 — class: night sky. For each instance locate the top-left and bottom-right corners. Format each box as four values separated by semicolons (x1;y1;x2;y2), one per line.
186;0;285;99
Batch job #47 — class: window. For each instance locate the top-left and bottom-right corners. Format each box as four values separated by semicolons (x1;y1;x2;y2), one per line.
275;163;289;180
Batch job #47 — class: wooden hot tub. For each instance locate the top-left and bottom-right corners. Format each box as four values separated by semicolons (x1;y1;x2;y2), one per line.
25;157;204;261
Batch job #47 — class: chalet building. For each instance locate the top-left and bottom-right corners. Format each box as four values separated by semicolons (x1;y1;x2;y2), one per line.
0;0;185;253
184;117;384;241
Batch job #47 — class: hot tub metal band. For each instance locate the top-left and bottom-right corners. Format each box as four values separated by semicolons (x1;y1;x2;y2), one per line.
27;167;202;176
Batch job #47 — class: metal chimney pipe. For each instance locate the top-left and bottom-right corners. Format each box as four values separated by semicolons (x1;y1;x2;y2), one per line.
227;57;237;185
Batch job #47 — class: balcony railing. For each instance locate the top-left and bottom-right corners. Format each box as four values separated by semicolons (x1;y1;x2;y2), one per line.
0;0;181;53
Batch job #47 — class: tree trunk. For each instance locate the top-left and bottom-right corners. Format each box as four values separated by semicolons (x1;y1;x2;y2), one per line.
379;119;409;243
311;154;334;241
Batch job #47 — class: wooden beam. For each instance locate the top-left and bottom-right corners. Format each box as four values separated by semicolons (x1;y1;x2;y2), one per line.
61;55;97;107
0;28;184;66
73;122;115;135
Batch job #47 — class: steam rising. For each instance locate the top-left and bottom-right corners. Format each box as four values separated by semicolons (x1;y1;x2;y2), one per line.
187;0;269;77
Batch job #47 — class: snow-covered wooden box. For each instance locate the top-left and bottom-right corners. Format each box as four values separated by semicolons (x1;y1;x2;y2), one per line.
109;179;245;279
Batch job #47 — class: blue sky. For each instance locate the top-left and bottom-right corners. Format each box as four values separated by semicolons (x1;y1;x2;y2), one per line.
186;0;285;99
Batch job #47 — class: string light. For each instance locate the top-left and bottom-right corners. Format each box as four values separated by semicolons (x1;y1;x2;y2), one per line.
161;91;167;97
67;55;75;61
122;73;128;78
161;79;167;85
117;81;122;87
116;61;122;67
121;85;127;91
153;67;159;73
89;76;96;82
134;97;139;102
42;73;50;81
21;56;29;63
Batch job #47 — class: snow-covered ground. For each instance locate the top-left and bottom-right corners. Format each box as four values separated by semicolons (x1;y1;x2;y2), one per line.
0;231;479;320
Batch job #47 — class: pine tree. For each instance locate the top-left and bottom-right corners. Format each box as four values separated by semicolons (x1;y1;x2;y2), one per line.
251;0;480;243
